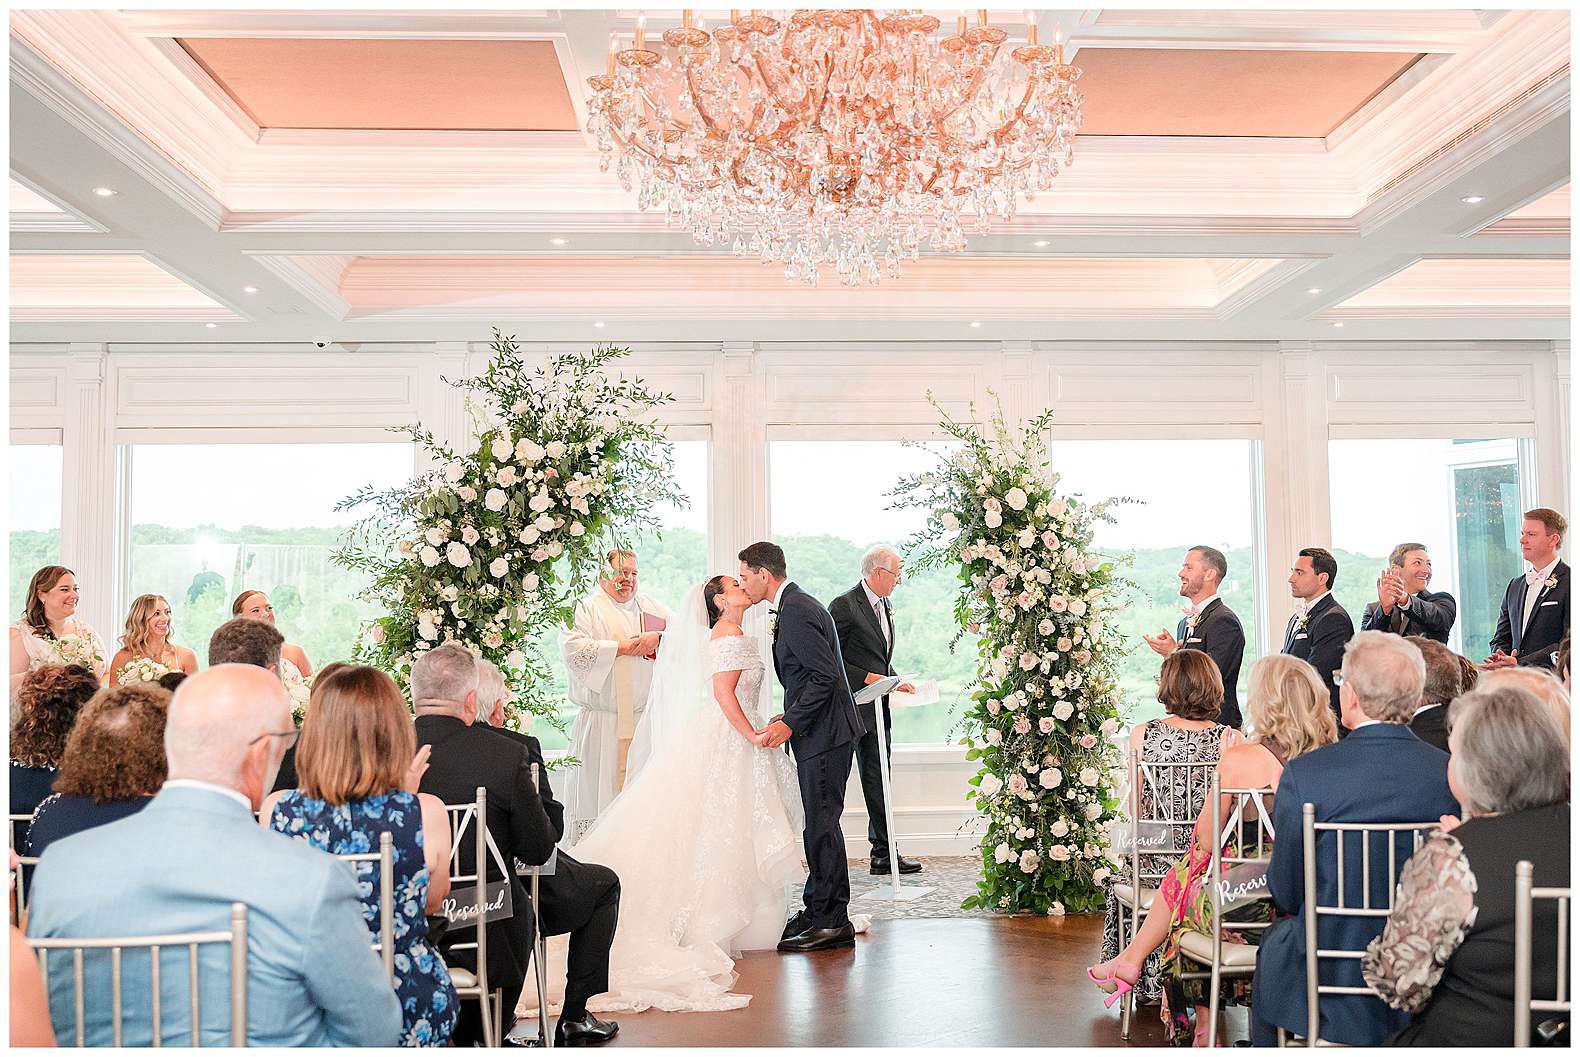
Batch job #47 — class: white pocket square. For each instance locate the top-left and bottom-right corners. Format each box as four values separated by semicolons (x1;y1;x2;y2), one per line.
1294;633;1309;640
1541;600;1559;606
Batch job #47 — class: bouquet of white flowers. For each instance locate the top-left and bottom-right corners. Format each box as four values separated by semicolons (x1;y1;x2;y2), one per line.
117;657;173;685
284;666;312;725
49;633;104;673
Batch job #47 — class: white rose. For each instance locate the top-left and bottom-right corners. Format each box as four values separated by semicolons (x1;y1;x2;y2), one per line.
1100;717;1121;737
446;542;471;568
979;773;1004;798
521;573;540;592
370;624;386;644
485;488;508;512
545;440;567;459
570;522;586;536
1084;802;1103;820
1093;866;1112;885
984;729;1003;747
1038;766;1061;789
419;546;441;568
519;526;540;545
546;541;562;557
528;489;553;513
1017;527;1036;549
1038;619;1055;637
461;525;480;546
984;510;1003;529
516;438;544;463
1038;716;1055;735
495;466;517;487
1049;499;1067;518
1018;849;1040;873
440;585;460;603
1049;901;1066;917
491;437;513;461
459;485;479;503
424;526;445;546
417;615;438;641
1005;487;1028;511
534;514;555;532
1068;598;1088;617
994;842;1014;864
489;557;509;578
1050;845;1071;862
940;511;960;531
1053;701;1074;722
443;462;465;484
1079;766;1100;788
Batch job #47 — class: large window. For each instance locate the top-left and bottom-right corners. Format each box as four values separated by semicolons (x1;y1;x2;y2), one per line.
535;438;709;751
10;443;63;620
125;442;414;672
1328;438;1525;657
1048;438;1263;724
768;439;976;745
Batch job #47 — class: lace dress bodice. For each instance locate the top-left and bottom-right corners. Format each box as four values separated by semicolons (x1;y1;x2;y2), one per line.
706;635;766;727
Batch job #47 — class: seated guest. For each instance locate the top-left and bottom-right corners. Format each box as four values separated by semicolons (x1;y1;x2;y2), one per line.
9;852;54;1046
1250;631;1458;1046
156;670;188;693
411;643;565;1046
476;659;622;1045
26;664;401;1046
10;664;100;817
1559;633;1571;689
1098;650;1240;1006
1089;655;1338;1045
263;665;457;1047
1361;543;1456;644
1143;546;1246;728
1486;508;1570;670
1362;683;1569;1046
1479;667;1571;749
28;683;169;858
208;618;304;792
1281;547;1353;723
1404;637;1462;753
1456;653;1480;694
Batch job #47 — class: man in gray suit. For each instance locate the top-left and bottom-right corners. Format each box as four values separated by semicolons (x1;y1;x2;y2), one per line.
27;665;402;1047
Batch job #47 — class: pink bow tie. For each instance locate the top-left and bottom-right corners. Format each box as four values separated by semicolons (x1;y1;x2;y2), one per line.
1527;569;1547;587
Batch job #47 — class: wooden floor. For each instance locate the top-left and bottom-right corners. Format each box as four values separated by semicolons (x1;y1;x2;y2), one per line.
591;914;1236;1047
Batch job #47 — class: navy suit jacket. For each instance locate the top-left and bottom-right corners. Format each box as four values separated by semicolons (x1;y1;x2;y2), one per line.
1490;561;1570;669
1281;593;1353;720
771;582;865;760
1256;724;1457;1045
1360;589;1456;645
829;582;897;732
1175;598;1245;729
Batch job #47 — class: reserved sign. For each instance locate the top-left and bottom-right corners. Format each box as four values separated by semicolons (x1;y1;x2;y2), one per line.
442;879;514;926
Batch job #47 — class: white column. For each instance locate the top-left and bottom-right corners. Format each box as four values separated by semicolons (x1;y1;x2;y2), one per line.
712;341;767;579
998;340;1035;434
420;341;475;474
1268;342;1330;635
60;343;118;637
1537;341;1571;524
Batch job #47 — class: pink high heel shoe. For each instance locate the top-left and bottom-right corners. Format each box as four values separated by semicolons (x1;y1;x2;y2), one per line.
1087;966;1136;1009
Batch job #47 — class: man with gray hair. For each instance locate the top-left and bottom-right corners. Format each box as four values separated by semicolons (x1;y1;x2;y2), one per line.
27;665;402;1046
1361;542;1456;645
1251;631;1458;1046
412;643;616;1046
1404;636;1462;752
829;544;921;875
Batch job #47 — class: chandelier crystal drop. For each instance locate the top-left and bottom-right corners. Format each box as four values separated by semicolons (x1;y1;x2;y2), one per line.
586;10;1083;286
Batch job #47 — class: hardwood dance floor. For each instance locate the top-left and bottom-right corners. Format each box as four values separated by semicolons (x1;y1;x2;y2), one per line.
594;914;1241;1047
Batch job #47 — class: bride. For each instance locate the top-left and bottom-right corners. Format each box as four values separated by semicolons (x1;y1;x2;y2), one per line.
533;574;810;1014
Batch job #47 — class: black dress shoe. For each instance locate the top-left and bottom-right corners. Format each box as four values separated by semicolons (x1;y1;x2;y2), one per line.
869;854;923;875
777;923;856;952
781;911;810;940
555;1012;619;1047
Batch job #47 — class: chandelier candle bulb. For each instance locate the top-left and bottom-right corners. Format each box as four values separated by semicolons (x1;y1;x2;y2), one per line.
635;13;645;50
1026;11;1037;46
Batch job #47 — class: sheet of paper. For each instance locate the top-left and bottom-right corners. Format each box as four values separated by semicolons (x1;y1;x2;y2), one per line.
890;678;939;708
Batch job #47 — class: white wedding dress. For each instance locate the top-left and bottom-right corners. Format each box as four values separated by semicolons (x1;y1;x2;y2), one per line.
527;593;808;1015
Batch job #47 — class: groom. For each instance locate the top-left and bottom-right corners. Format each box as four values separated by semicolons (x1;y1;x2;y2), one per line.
738;541;866;953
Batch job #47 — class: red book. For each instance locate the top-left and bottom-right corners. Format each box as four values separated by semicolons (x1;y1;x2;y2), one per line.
641;611;666;660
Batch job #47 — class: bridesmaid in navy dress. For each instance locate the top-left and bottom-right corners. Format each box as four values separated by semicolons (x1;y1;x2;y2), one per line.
263;665;458;1047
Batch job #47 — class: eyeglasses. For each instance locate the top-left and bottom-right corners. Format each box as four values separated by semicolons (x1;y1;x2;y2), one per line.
248;729;299;751
877;566;904;584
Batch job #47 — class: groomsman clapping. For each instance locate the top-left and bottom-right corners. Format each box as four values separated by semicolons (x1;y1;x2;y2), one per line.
1360;543;1456;644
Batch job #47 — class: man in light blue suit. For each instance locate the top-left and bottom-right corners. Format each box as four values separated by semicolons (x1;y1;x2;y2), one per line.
27;665;402;1047
1251;632;1457;1046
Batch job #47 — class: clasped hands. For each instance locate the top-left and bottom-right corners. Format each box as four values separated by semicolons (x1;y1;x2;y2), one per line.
751;715;793;749
1375;567;1408;612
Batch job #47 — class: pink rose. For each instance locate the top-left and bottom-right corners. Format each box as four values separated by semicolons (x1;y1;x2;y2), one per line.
1014;715;1032;735
1038;716;1055;734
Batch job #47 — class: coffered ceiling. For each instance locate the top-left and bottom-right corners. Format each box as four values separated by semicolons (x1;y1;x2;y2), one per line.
7;8;1570;345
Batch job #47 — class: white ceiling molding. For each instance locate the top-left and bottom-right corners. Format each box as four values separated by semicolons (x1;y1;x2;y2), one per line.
247;254;353;321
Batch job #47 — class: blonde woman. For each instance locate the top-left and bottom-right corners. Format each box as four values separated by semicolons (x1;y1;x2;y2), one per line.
108;595;198;684
1089;654;1339;1046
231;590;314;679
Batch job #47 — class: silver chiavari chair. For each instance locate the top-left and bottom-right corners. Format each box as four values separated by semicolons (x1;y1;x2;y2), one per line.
443;787;501;1047
10;811;32;848
1514;859;1572;1047
522;762;552;1048
11;812;35;927
1115;751;1219;1039
27;902;249;1047
1283;805;1440;1047
1174;774;1277;1047
334;831;395;982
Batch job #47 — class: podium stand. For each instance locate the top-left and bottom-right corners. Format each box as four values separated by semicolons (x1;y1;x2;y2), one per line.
851;676;936;903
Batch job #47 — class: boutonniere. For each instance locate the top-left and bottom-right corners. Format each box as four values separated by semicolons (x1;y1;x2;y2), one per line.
769;610;779;638
1546;575;1560;591
1294;612;1309;631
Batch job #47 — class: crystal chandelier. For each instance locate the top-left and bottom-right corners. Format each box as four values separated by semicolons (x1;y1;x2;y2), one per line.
585;10;1083;286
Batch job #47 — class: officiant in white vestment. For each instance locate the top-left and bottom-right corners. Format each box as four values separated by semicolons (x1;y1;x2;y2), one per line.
559;549;670;842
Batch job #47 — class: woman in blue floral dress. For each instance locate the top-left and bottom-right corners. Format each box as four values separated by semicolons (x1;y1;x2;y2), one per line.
263;665;457;1046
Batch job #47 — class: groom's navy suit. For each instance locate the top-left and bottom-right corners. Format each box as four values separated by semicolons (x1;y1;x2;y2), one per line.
771;582;866;929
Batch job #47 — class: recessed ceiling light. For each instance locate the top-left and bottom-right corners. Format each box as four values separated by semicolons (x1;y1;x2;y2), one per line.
969;321;982;328
243;286;258;294
550;237;569;246
1460;194;1485;204
92;186;116;197
205;322;218;329
593;321;605;328
1331;321;1345;328
1306;287;1322;295
1032;240;1050;248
